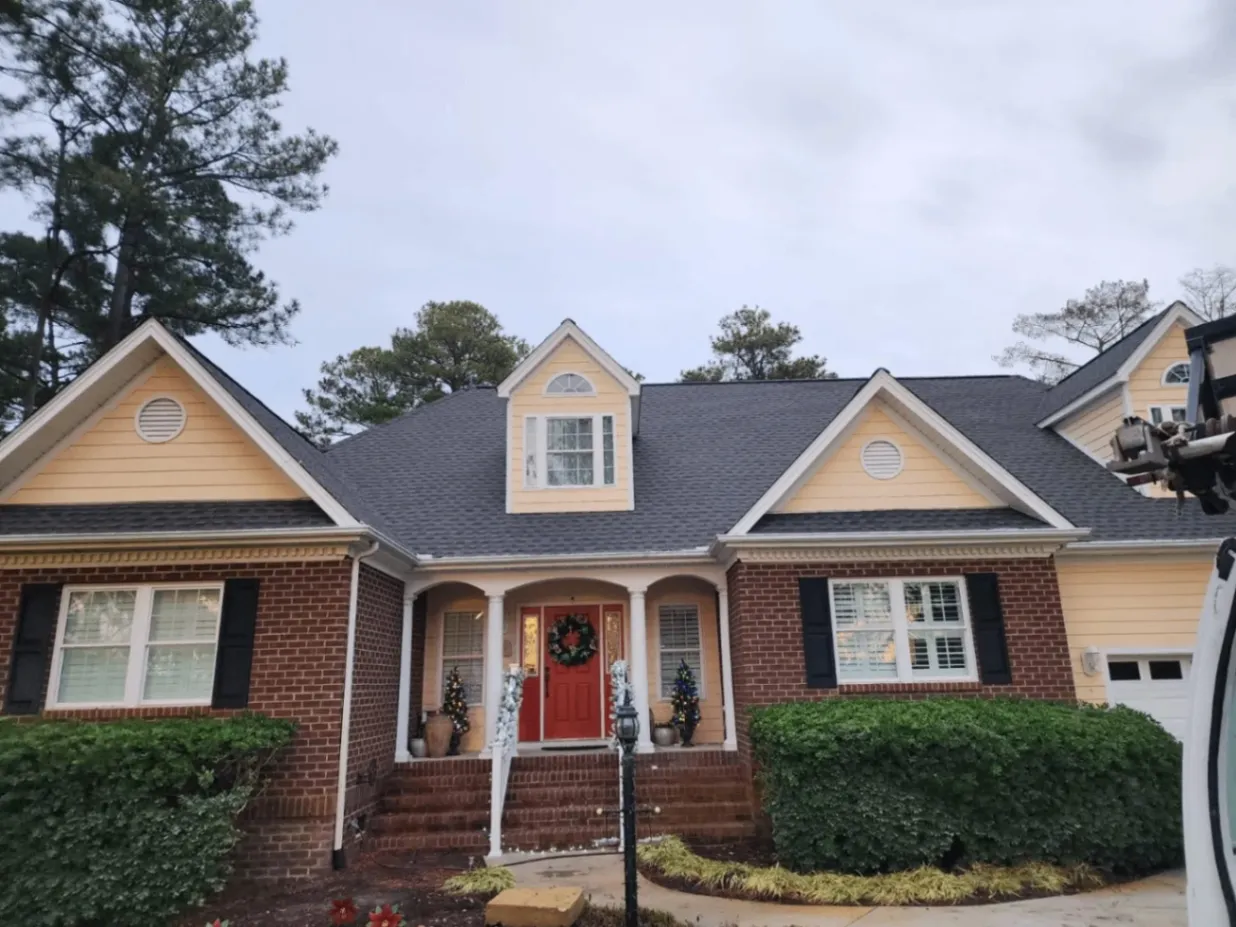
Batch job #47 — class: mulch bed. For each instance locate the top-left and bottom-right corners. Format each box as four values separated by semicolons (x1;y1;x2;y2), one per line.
178;852;489;927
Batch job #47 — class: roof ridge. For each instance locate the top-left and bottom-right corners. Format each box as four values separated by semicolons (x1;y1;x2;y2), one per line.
641;373;1035;388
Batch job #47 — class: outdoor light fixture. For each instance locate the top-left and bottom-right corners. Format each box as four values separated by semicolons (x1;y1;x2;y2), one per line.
1109;315;1236;513
1081;646;1102;677
615;697;639;927
616;700;639;748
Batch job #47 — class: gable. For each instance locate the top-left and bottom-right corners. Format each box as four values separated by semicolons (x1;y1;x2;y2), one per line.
1057;387;1124;462
775;401;997;513
1127;321;1189;422
5;356;306;505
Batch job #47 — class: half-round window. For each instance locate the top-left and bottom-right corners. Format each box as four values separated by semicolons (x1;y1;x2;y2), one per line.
861;439;903;480
546;373;595;395
1163;362;1190;385
135;397;186;443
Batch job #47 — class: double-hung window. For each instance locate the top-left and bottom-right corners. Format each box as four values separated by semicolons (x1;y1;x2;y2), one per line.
830;578;976;683
1149;405;1188;426
658;604;703;698
524;414;616;488
49;585;223;707
441;610;485;704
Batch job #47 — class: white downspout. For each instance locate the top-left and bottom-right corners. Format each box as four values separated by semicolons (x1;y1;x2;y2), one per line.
332;539;381;869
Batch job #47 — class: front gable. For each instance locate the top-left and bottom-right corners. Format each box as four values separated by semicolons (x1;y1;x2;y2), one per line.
775;401;997;513
5;356;305;505
1126;320;1190;424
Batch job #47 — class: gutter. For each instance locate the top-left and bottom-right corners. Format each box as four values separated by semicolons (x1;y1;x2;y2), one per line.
714;527;1091;551
0;525;368;549
415;546;714;571
332;539;381;870
1060;538;1225;555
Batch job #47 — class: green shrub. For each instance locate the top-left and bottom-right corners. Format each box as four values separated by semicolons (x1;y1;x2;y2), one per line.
0;714;295;927
750;699;1181;875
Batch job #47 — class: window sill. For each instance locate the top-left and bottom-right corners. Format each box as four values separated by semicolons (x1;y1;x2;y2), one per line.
45;699;213;712
837;680;983;694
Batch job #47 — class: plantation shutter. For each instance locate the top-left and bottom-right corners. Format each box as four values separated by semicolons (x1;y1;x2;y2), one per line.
3;583;61;714
798;577;838;688
965;572;1012;685
211;578;261;709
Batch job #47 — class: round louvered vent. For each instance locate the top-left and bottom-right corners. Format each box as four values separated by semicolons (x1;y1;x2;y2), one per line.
135;397;186;443
861;439;903;480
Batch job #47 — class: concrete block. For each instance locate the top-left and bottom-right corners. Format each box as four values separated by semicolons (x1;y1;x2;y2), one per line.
485;886;586;927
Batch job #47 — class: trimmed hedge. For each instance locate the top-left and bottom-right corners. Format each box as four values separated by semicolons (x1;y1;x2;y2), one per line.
0;714;295;927
750;699;1182;875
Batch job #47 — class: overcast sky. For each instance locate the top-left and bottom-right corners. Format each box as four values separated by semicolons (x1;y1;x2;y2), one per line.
185;2;1236;417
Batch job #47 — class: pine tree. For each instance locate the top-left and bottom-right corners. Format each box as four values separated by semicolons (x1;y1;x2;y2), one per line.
670;659;701;747
442;666;470;756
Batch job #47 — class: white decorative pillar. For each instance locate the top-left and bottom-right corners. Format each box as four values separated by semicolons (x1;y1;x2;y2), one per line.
628;588;654;753
395;593;416;762
482;593;505;757
717;586;738;752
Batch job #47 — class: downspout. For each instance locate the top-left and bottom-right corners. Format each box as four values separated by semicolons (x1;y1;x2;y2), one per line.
332;539;381;870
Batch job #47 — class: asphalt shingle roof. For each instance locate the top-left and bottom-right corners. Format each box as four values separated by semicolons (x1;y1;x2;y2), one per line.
753;509;1050;534
0;500;333;535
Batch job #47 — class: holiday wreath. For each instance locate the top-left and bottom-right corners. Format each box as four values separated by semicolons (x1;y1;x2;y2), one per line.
547;613;598;667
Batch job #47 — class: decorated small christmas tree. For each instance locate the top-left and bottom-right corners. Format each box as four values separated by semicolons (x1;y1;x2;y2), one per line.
443;666;470;755
671;659;701;747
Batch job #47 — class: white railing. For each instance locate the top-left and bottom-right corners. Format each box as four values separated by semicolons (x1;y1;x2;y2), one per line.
609;660;634;850
487;666;525;858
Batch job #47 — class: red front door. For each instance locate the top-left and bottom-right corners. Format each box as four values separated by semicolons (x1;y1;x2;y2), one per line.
543;605;603;740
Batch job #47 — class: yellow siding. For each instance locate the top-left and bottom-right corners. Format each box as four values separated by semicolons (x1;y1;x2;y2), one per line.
647;578;723;745
1056;554;1209;703
508;336;631;513
9;356;305;504
1057;388;1123;461
776;401;996;512
1128;322;1190;420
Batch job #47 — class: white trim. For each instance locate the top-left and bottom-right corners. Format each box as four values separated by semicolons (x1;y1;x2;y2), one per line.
1101;645;1194;658
716;587;737;751
395;592;415;763
653;601;706;700
414;547;714;572
718;528;1088;548
828;576;979;685
1060;538;1222;555
523;413;620;490
859;438;904;480
1036;301;1203;428
543;371;596;396
0;525;371;549
46;581;225;710
506;401;515;513
134;395;187;443
498;320;640;398
1161;362;1191;386
726;371;1075;535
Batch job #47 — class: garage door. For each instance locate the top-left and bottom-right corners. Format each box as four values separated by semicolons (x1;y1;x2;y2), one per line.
1106;654;1192;740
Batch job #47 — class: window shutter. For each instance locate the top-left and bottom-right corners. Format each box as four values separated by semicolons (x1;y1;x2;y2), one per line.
3;583;61;715
965;572;1012;685
798;577;838;688
212;579;261;709
524;416;539;488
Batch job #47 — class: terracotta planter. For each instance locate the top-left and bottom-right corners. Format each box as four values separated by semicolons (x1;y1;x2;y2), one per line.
652;725;677;747
425;714;453;758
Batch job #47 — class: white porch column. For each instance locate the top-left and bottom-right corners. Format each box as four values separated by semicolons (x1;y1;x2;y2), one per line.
628;588;654;753
481;593;505;757
717;586;738;752
395;592;415;763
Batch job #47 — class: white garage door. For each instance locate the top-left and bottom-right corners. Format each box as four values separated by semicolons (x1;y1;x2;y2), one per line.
1106;654;1192;740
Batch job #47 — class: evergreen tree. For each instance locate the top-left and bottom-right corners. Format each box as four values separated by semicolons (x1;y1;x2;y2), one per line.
680;306;834;382
442;666;470;756
670;659;701;747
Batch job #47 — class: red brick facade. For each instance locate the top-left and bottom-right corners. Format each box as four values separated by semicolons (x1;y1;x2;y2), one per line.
726;556;1075;755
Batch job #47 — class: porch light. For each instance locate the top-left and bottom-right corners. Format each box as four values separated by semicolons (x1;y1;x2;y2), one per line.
615;700;640;748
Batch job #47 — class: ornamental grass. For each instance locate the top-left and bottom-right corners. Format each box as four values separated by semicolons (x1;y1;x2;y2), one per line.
442;866;517;896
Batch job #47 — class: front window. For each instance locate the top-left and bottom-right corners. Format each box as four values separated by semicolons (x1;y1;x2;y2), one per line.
51;585;222;707
547;417;594;486
442;610;484;704
658;604;703;697
527;414;619;489
830;578;975;683
1149;405;1188;425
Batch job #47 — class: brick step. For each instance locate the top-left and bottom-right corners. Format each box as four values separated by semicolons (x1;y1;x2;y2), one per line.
383;775;492;793
500;819;755;853
380;790;492;813
370;810;489;835
366;829;489;853
503;801;752;829
505;782;749;808
507;768;744;789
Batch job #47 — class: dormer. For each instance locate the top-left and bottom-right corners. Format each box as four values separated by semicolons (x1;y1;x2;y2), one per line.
498;320;640;513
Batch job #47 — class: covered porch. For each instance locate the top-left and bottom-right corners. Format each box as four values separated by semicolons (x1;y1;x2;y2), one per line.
393;565;738;761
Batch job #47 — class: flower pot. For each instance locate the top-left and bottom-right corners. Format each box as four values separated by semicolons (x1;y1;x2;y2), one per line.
409;738;427;759
652;725;677;747
677;723;697;747
425;713;453;758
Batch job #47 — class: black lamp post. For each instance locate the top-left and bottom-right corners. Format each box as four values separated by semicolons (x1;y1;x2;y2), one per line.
615;696;640;927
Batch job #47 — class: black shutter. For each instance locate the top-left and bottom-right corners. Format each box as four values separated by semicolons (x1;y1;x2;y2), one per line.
4;583;62;715
966;572;1012;685
212;578;261;709
799;577;838;688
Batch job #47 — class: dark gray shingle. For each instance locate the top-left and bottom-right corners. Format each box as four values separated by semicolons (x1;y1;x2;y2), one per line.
753;509;1050;534
0;500;334;535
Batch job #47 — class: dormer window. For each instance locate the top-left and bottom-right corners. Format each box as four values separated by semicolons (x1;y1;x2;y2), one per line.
524;414;615;488
1162;362;1190;385
546;372;595;395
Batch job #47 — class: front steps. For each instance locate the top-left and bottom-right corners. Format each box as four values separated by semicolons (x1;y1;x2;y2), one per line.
367;749;755;853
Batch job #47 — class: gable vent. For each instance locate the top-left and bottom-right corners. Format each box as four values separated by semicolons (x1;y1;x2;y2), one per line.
861;439;903;480
135;397;186;443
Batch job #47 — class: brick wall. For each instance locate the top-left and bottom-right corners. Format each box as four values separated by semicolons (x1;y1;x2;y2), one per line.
726;557;1075;755
342;564;405;856
0;559;354;882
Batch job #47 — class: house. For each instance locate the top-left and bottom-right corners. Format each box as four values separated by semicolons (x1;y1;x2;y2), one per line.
0;304;1221;880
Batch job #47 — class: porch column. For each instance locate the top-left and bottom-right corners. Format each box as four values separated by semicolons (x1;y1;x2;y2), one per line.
481;593;505;757
628;587;654;754
395;592;416;762
717;586;738;752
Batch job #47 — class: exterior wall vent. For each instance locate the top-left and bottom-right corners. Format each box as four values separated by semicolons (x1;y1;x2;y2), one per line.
135;397;187;443
861;439;903;480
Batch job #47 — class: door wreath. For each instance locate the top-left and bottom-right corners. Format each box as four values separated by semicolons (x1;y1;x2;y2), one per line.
547;613;598;667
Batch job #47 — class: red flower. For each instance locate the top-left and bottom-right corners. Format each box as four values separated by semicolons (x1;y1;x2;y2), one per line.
563;630;581;648
330;898;358;925
368;904;404;927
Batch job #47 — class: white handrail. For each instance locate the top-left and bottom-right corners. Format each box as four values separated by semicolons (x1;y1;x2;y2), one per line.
609;660;634;850
487;666;525;858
